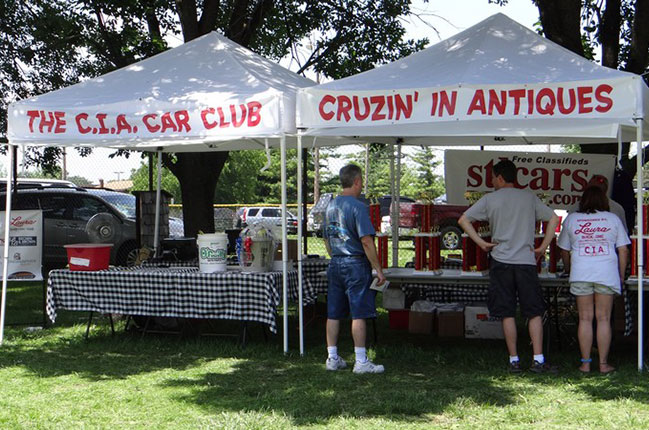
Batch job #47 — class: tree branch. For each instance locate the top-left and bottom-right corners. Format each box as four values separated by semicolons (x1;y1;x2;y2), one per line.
227;0;250;44
92;2;129;67
240;0;274;47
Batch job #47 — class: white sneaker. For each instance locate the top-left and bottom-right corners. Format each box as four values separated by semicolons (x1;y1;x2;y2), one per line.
326;356;348;371
353;360;385;374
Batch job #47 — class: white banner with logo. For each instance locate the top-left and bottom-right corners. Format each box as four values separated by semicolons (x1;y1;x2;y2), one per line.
444;150;616;209
0;210;43;281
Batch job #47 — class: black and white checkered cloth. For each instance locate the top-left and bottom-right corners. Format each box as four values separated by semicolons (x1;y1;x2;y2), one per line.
141;258;330;305
47;266;298;333
298;259;329;304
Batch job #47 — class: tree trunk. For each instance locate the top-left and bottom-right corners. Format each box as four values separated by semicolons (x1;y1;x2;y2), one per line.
535;0;584;56
170;152;229;237
600;0;622;68
624;0;649;73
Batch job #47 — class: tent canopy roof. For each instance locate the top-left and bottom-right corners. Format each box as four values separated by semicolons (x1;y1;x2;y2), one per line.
297;13;649;145
318;13;634;90
22;32;313;105
8;32;353;150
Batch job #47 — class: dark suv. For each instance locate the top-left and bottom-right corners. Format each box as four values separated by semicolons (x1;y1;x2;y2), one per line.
1;187;138;268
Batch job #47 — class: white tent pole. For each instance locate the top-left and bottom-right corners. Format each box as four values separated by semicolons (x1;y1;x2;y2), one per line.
1;145;14;345
297;133;304;356
394;142;402;266
636;118;644;371
389;144;397;267
153;150;162;256
280;134;289;354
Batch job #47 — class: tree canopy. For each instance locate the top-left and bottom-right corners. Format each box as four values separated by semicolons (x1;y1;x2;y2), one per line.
1;0;429;236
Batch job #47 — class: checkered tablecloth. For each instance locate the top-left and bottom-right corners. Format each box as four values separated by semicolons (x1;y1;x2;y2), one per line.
141;258;330;305
47;266;298;333
298;259;329;304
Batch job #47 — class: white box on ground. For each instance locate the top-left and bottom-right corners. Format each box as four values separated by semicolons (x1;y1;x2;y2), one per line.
464;306;504;339
382;288;405;309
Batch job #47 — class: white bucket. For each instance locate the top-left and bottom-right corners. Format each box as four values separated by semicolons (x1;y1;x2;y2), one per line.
197;233;228;273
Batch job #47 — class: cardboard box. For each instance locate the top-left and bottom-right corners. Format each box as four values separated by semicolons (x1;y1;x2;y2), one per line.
464;306;504;339
389;309;409;330
437;310;464;337
382;288;405;310
409;311;434;334
274;239;298;261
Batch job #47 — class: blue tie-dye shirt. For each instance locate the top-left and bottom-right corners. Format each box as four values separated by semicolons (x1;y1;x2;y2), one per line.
324;195;376;256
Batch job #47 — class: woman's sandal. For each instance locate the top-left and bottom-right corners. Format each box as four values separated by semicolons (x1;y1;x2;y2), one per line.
599;362;616;375
578;358;592;374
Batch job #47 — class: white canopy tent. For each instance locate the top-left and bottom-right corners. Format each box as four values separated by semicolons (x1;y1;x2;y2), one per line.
3;31;340;354
296;13;649;370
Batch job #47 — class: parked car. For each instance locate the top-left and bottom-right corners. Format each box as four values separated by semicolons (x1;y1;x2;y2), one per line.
237;206;298;234
86;188;136;219
0;178;76;191
1;187;138;268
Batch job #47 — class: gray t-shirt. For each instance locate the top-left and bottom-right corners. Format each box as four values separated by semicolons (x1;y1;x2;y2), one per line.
463;188;555;265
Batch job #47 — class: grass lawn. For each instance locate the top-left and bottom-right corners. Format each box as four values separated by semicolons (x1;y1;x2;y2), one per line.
0;282;648;429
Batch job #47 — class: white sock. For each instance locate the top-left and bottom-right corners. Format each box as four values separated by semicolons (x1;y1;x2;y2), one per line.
533;354;545;364
354;347;367;363
509;355;519;364
327;346;338;359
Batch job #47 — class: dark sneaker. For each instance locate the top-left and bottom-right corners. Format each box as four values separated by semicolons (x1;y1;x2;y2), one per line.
508;361;522;374
529;360;559;374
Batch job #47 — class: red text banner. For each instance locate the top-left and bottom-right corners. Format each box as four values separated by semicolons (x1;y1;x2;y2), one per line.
297;79;637;128
9;95;281;142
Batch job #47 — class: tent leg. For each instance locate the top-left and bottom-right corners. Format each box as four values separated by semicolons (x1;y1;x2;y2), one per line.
636;118;644;372
153;150;162;257
297;134;304;356
280;135;289;354
1;144;14;345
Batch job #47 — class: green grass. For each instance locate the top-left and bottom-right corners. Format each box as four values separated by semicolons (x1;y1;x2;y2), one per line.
0;282;648;429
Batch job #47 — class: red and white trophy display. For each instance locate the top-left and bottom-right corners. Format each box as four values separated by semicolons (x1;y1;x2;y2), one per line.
461;222;489;276
630;201;649;277
413;203;442;274
370;201;389;269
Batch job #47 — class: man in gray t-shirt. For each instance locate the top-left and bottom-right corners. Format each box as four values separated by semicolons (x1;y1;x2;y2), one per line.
459;159;560;374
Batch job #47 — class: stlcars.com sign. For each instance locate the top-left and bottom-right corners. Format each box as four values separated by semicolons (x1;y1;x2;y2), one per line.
444;150;616;209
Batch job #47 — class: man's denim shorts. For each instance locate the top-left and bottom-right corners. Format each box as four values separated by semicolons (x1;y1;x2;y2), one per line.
327;255;376;320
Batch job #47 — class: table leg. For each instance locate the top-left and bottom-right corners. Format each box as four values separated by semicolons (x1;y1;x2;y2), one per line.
241;322;248;348
85;311;94;340
109;314;115;336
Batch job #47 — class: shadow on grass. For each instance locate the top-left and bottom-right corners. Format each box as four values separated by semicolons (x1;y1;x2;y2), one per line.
162;347;519;426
